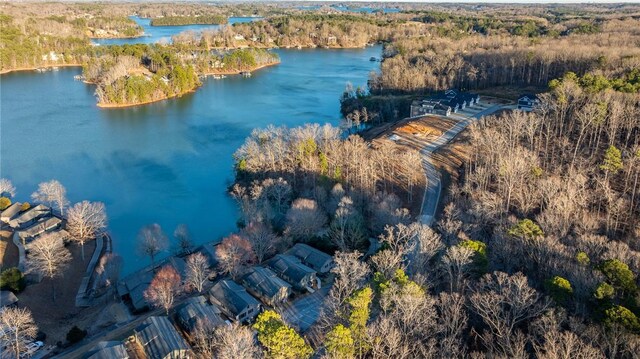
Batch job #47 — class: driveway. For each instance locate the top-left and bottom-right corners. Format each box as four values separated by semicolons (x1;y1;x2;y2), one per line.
419;103;506;225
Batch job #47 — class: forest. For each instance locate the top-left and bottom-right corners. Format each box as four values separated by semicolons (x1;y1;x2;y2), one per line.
150;15;228;26
82;45;278;106
224;77;640;357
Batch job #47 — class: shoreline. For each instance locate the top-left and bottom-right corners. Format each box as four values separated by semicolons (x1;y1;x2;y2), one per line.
97;61;280;108
0;63;82;75
203;60;280;75
96;88;197;108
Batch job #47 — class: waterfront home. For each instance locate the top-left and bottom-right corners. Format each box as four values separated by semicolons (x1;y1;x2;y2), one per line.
241;266;292;307
86;341;129;359
410;100;452;117
265;254;319;291
517;94;540;111
0;202;22;224
8;204;51;229
117;269;154;313
286;243;334;273
17;216;63;245
134;316;191;359
176;296;226;334
209;279;261;323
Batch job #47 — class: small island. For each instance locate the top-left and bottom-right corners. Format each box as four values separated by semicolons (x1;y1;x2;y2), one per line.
150;15;228;26
83;46;279;108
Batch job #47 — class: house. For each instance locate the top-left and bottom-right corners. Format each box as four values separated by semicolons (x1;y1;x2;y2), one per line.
286;243;333;273
8;204;51;229
1;202;22;224
17;216;63;244
517;94;540;111
117;256;187;313
209;279;261;323
241;267;292;306
85;341;129;359
265;254;319;291
117;269;154;313
176;296;226;334
410;100;452;117
134;316;191;359
0;291;18;310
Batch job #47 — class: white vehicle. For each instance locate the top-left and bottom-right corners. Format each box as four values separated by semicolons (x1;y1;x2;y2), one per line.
20;341;44;358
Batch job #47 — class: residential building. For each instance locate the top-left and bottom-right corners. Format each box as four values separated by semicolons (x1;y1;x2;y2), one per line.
265;254;319;291
134;316;191;359
241;266;292;306
209;279;261;323
176;296;226;334
410;100;451;117
17;216;63;244
1;202;22;224
86;341;129;359
8;204;51;229
286;243;333;273
517;94;540;111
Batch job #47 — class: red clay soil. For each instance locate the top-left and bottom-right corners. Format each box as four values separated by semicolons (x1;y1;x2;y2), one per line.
16;241;107;345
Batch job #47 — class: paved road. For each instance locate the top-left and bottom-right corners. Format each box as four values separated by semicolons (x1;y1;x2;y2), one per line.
418;103;506;225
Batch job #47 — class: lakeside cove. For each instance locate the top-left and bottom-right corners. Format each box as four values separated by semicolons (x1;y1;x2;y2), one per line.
1;46;382;275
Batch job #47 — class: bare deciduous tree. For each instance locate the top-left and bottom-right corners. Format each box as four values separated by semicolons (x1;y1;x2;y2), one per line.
469;272;550;357
174;224;194;255
0;307;38;359
185;252;210;293
67;200;107;261
28;232;72;301
144;265;181;314
241;221;278;263
216;234;256;279
137;223;168;268
31;179;69;215
285;198;328;240
192;322;262;359
0;178;16;198
95;252;122;290
442;245;474;293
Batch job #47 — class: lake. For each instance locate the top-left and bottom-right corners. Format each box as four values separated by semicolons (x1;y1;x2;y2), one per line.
0;46;381;274
92;16;261;46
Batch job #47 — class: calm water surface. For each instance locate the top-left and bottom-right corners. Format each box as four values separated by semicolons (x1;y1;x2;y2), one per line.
0;46;381;274
92;16;260;45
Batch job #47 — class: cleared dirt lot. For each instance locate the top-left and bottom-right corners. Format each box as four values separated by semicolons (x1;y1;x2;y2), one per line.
16;241;105;345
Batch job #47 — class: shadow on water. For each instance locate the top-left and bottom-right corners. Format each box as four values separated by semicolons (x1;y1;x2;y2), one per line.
1;45;382;274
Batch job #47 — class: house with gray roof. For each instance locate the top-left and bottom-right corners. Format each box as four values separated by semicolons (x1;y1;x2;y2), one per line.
17;216;63;245
209;279;261;323
195;242;220;274
117;257;187;313
85;341;129;359
241;266;291;306
1;202;22;224
8;204;51;229
176;296;226;334
265;254;319;291
286;243;334;273
135;316;191;359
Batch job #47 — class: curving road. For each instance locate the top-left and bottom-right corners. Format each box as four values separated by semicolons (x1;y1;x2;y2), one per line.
418;103;508;225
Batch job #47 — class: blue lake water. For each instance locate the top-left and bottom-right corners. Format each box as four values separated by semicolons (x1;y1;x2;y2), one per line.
92;16;261;46
0;46;381;274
